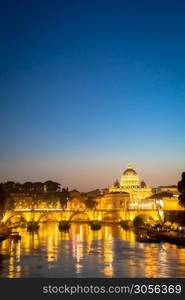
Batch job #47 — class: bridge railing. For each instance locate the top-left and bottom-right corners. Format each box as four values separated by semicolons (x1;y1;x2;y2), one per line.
13;207;159;212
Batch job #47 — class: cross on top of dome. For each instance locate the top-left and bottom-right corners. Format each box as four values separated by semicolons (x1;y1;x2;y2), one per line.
127;163;133;169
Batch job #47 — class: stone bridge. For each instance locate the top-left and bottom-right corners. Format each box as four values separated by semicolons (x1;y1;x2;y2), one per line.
3;208;161;225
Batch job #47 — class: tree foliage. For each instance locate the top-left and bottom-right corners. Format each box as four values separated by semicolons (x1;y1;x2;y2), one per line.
84;197;97;209
1;180;61;194
58;188;69;209
0;184;6;217
178;172;185;207
44;181;60;192
0;184;14;219
0;180;61;212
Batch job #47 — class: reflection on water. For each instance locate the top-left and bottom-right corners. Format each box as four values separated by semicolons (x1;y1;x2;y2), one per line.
0;222;185;278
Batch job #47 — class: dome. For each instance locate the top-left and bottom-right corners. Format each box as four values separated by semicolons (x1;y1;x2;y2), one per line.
123;169;137;175
123;168;137;176
120;163;140;188
123;163;137;175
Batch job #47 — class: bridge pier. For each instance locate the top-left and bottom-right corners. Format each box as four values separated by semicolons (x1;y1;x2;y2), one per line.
27;221;40;232
89;220;102;230
58;221;70;231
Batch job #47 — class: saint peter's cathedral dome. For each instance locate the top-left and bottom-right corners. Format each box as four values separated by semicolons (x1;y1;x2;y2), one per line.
120;163;140;188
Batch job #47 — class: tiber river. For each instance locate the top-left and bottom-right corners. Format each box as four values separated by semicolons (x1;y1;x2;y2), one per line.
0;222;185;278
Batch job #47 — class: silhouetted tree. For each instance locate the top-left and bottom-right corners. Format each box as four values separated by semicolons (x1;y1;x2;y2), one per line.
14;182;22;193
85;189;101;198
69;190;85;201
84;197;97;210
58;188;69;209
178;172;185;207
0;184;6;219
22;182;33;194
0;184;13;219
32;182;44;193
4;181;15;193
44;181;60;192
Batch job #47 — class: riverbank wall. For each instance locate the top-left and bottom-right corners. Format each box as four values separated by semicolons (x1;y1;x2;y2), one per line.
164;210;185;225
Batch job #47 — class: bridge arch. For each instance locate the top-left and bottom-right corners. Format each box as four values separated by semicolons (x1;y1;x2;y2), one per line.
5;214;27;225
69;211;91;221
37;213;58;224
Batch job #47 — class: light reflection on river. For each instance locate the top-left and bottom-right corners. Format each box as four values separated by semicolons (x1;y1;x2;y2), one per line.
0;222;185;278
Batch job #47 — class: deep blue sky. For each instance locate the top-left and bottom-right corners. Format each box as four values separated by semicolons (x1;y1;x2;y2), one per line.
1;0;185;191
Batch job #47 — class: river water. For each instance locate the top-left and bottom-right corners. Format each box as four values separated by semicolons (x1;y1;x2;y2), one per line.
0;222;185;278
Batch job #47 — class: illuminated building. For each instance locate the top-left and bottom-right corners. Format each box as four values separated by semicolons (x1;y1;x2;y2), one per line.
149;191;182;211
95;163;152;211
109;163;152;201
96;192;130;210
158;185;178;193
159;195;181;211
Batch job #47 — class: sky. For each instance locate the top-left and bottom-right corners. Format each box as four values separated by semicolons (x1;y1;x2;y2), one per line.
0;0;185;191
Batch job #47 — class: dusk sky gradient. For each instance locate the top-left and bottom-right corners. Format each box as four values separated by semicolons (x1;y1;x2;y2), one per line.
1;0;185;191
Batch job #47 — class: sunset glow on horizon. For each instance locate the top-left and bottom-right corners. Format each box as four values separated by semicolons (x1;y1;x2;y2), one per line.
1;0;185;191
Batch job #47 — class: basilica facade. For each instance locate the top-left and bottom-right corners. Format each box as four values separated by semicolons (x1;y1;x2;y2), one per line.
109;163;152;202
96;163;152;210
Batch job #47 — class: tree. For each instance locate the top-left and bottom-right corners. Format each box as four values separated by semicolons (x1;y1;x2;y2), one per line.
14;182;22;193
69;190;84;200
32;182;44;193
0;184;6;219
0;184;13;219
22;182;33;194
58;188;69;209
44;181;61;193
84;197;97;210
178;172;185;207
85;189;101;198
4;181;15;193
